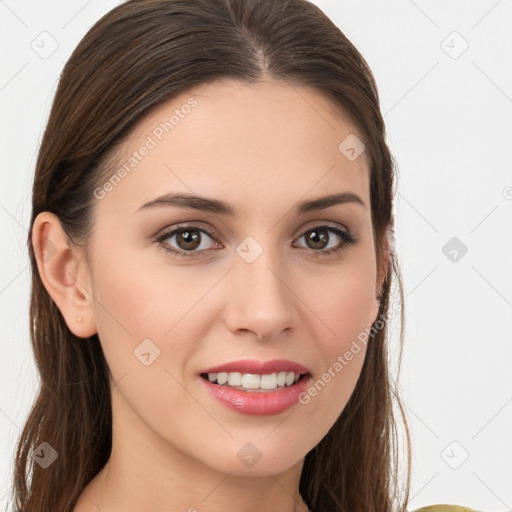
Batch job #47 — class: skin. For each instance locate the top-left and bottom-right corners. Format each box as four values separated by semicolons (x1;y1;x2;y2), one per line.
32;78;388;512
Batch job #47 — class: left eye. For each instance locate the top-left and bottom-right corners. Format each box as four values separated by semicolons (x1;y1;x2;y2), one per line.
294;225;351;252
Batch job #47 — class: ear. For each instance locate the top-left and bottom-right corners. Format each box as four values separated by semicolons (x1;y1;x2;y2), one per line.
31;211;97;338
370;225;393;325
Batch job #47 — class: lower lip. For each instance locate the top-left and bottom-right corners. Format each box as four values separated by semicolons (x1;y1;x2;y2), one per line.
199;374;312;416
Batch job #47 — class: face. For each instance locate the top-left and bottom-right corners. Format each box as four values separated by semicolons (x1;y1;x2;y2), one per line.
58;79;382;477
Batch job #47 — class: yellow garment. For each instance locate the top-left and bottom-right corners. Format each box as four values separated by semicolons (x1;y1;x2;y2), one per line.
414;505;481;512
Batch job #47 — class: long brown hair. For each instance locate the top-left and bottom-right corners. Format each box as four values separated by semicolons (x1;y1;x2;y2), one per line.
11;0;411;510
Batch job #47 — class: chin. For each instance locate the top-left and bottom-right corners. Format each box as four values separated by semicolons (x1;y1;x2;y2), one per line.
203;442;306;477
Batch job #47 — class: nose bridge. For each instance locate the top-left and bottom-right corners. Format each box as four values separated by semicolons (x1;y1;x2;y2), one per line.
226;238;293;338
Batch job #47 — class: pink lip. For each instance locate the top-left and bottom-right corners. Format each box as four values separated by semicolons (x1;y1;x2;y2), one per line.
199;358;310;375
199;373;312;416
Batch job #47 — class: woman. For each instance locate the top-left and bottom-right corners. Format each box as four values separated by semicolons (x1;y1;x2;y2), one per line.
10;0;479;511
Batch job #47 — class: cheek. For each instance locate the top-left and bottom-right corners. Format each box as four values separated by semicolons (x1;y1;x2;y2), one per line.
88;249;200;428
307;262;376;348
89;246;215;377
296;266;375;424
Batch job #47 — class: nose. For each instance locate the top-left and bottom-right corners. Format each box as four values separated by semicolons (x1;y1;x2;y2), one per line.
223;247;295;341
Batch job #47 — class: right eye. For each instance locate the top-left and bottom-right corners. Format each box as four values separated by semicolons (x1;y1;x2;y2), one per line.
154;225;222;258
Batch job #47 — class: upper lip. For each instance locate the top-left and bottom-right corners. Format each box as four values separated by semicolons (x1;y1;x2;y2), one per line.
200;359;310;375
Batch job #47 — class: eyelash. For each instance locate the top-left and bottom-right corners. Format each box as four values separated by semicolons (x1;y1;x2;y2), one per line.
154;222;357;259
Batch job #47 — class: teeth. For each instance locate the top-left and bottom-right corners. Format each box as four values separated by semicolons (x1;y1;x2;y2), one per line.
214;372;227;385
206;371;302;390
228;372;242;386
260;373;277;389
242;373;261;389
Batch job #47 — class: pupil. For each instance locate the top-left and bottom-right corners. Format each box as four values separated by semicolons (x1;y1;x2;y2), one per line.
308;229;328;249
178;230;200;250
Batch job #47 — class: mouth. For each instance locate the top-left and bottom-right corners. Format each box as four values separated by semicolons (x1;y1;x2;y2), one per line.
199;371;310;393
199;370;313;415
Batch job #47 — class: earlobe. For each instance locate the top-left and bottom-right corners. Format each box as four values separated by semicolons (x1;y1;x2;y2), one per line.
31;212;97;338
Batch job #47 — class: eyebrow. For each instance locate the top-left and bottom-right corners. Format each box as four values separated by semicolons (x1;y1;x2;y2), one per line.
136;191;366;217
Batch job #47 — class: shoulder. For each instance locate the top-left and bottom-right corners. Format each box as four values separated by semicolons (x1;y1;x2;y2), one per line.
412;505;482;512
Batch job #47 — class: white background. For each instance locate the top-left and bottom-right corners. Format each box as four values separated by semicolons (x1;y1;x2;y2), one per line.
1;1;511;510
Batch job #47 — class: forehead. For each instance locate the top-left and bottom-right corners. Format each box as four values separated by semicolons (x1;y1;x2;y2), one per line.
94;79;370;218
